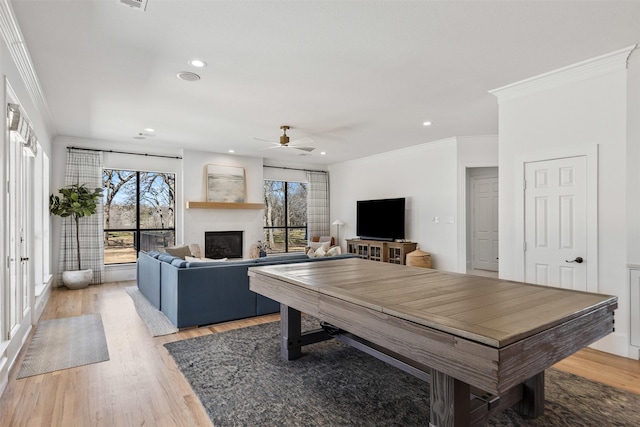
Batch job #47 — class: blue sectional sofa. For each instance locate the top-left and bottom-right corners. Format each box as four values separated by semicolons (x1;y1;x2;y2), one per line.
137;251;353;328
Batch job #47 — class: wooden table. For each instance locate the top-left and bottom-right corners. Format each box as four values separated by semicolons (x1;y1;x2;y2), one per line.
248;258;617;427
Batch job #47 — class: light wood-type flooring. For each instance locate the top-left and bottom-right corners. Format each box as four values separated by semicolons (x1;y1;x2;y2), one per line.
0;281;638;426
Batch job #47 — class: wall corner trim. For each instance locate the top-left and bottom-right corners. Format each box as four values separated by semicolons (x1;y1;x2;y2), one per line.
489;45;638;102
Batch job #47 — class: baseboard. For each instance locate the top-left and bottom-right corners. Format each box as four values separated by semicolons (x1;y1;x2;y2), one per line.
0;355;8;398
590;332;637;359
34;282;52;323
105;264;136;282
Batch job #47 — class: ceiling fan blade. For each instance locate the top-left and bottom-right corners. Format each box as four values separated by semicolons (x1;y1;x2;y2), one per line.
251;136;278;144
289;136;314;146
259;145;285;151
293;146;315;152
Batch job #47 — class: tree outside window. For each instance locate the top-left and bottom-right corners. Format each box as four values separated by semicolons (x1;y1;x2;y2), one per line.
103;170;175;264
263;180;307;253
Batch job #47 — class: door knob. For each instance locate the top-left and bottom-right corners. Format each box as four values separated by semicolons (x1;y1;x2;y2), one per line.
565;257;583;264
20;257;29;262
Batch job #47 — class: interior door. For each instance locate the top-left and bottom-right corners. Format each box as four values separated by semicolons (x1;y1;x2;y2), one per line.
524;156;587;290
471;176;499;271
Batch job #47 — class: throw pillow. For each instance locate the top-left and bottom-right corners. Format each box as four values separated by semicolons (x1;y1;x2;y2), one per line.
325;246;342;257
309;241;331;251
307;248;316;258
164;245;192;260
315;245;327;257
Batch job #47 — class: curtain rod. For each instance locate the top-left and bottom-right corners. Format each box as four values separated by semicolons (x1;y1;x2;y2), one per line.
68;146;182;160
263;165;328;173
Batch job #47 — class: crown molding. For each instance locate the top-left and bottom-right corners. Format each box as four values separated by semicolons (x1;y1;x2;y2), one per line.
0;0;56;135
489;45;638;102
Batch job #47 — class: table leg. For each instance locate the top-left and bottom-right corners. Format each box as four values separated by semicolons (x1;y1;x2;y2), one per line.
513;371;545;418
430;369;471;427
280;304;302;360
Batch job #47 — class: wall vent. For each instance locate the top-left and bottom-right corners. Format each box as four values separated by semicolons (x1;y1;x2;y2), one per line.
118;0;148;11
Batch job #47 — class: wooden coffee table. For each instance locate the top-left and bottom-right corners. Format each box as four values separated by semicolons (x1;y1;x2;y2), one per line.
248;258;617;427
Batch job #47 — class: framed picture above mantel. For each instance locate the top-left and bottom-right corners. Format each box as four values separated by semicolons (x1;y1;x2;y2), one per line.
206;164;246;203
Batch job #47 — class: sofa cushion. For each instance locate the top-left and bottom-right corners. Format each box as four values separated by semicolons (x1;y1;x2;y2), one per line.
158;253;180;263
171;258;189;268
146;251;161;259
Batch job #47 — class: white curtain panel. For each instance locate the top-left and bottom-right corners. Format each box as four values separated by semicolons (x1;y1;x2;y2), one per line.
306;171;330;238
58;149;105;284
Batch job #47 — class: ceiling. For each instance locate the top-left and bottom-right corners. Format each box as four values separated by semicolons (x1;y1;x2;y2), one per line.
9;1;640;165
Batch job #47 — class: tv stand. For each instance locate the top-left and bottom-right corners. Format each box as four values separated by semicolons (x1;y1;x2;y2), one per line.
359;236;394;242
346;239;417;265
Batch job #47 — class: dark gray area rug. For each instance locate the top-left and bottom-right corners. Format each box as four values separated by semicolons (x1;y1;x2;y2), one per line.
165;318;640;426
18;313;109;379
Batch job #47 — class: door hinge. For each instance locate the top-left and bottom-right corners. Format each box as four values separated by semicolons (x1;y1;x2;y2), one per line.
523;179;527;190
523;241;527;252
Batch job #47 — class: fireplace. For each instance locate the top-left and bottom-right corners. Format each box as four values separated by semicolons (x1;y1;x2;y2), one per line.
205;231;244;259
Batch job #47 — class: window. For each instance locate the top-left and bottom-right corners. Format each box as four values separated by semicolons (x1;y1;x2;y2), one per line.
263;180;307;253
103;170;175;264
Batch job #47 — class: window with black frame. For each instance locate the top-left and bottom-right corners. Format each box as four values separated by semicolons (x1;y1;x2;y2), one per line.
103;170;175;264
263;180;307;253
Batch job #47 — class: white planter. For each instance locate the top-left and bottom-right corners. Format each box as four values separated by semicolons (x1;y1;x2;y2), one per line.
62;269;93;289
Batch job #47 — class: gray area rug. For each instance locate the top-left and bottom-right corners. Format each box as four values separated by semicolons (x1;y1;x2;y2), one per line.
18;313;109;379
165;317;640;427
125;286;178;336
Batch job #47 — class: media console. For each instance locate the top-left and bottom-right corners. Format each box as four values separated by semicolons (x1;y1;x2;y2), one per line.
346;238;417;265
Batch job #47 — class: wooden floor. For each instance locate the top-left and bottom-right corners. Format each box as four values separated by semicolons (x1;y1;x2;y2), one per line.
0;281;638;426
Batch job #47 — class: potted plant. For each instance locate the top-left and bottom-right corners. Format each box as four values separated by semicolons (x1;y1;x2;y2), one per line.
257;240;269;257
50;183;103;289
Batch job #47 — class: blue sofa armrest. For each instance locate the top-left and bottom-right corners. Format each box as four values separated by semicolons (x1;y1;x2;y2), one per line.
137;252;162;309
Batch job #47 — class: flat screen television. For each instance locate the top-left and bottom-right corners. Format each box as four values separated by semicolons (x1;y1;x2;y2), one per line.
356;197;405;241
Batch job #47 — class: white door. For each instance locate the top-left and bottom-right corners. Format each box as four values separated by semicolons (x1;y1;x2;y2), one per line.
524;156;587;290
472;176;499;271
6;132;31;339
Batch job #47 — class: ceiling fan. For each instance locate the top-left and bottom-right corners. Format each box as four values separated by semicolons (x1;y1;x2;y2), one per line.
252;125;315;152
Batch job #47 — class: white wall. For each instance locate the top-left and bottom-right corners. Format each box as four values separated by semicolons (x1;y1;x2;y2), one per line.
329;136;497;273
182;150;264;259
494;47;636;358
627;50;640;265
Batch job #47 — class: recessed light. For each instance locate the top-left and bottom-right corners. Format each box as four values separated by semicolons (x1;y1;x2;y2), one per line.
228;149;235;153
423;121;432;126
176;71;200;81
320;152;326;155
188;59;207;68
144;128;155;133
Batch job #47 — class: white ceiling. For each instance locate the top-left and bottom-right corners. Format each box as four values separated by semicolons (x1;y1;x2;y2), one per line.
9;0;640;165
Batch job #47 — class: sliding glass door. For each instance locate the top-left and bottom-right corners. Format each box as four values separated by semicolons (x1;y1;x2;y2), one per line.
4;131;31;339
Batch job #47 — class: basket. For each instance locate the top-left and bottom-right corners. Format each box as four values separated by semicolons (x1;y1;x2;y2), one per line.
406;249;432;269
